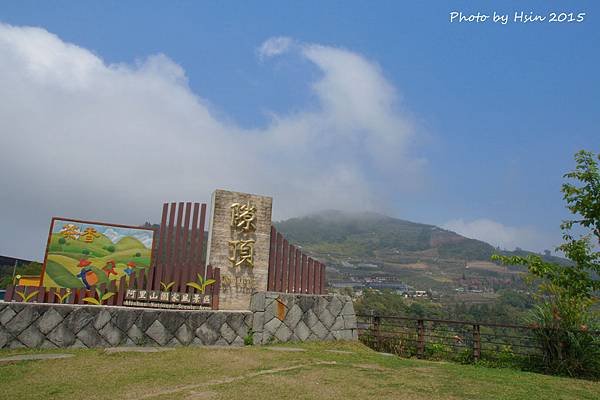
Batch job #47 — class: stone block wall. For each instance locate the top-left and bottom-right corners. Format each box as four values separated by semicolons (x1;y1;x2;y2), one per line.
0;292;357;349
0;302;252;349
249;292;357;344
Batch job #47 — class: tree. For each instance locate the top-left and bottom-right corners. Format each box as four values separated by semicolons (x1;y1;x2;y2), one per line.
493;150;600;377
493;150;599;300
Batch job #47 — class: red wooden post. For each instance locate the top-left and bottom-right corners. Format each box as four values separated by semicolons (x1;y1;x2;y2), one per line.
287;245;296;293
281;239;289;293
4;284;14;302
146;266;155;292
67;287;77;304
314;263;321;295
198;203;207;267
107;280;117;306
152;203;168;290
76;288;85;304
171;202;185;291
47;287;56;303
300;255;308;294
117;275;126;306
267;226;276;291
36;286;45;303
275;232;283;291
294;249;301;293
189;203;200;271
320;263;326;294
307;258;315;294
163;202;177;288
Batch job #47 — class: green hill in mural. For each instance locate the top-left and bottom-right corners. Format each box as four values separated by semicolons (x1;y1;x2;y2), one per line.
48;233;112;258
115;236;147;251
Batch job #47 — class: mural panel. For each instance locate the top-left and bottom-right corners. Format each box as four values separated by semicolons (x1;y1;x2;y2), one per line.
41;218;155;288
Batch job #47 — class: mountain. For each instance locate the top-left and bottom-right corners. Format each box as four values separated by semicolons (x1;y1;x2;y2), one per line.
276;210;495;258
274;210;565;294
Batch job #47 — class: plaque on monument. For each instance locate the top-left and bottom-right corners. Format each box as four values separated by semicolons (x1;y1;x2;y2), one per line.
206;189;272;310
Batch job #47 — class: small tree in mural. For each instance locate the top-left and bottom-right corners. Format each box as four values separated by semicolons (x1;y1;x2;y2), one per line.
493;150;600;377
15;288;39;302
186;273;216;294
54;289;72;304
83;288;116;305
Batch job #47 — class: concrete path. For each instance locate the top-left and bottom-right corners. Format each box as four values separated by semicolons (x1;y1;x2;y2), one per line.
104;347;176;354
0;353;74;363
264;347;306;352
325;349;355;354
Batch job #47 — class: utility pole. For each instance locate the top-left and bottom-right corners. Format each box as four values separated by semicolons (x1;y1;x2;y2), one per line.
11;260;18;285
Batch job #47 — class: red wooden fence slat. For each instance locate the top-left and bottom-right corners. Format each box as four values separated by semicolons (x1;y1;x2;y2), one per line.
301;255;308;294
314;262;321;295
307;258;315;294
5;284;14;302
36;287;45;303
274;232;283;291
281;239;289;293
198;203;207;267
47;287;55;303
320;263;326;294
294;249;301;293
117;276;126;306
76;288;84;304
182;203;194;293
153;203;169;290
287;245;296;293
67;287;77;304
163;202;177;288
267;226;276;291
107;280;117;306
171;202;185;291
189;203;200;271
146;266;155;293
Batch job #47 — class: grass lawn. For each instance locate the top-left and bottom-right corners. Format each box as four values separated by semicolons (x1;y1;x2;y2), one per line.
1;341;599;400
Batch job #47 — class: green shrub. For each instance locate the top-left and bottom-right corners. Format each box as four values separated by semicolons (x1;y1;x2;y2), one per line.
528;293;600;378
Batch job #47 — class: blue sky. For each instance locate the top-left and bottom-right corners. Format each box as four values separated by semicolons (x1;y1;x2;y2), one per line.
0;1;598;259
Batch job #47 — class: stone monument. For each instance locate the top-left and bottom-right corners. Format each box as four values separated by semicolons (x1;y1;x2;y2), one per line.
206;189;273;310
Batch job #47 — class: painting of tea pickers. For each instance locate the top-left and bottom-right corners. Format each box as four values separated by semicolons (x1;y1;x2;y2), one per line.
41;218;154;289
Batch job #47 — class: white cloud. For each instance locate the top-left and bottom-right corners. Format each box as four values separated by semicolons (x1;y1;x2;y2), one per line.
0;26;423;260
442;218;555;253
257;36;293;59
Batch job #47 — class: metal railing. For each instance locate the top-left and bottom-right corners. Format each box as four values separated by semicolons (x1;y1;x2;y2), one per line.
357;314;599;363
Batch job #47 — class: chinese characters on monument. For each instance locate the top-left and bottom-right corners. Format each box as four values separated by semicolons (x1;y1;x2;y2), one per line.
228;202;256;268
207;189;273;310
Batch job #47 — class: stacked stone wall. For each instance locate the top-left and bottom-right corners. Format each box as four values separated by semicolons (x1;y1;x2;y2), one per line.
0;292;357;349
0;302;251;349
250;292;357;344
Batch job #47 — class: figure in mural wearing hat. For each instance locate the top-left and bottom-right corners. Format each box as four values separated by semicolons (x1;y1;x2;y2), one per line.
76;259;98;289
77;267;98;289
103;260;118;278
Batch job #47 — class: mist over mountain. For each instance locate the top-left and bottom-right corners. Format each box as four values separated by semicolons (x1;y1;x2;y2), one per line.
274;210;566;293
